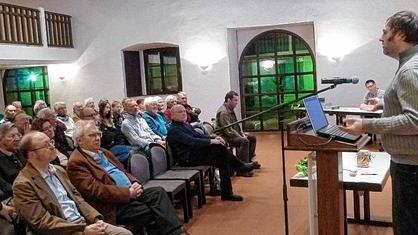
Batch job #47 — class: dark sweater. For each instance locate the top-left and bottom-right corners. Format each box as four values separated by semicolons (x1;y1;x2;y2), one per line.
166;120;211;164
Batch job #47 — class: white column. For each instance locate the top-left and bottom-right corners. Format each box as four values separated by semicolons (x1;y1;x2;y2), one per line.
38;7;48;48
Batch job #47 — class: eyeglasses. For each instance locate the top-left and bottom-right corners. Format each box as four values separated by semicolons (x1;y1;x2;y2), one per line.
86;132;102;138
5;133;22;140
29;139;55;152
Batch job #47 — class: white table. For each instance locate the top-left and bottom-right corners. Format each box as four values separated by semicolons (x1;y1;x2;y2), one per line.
290;151;392;229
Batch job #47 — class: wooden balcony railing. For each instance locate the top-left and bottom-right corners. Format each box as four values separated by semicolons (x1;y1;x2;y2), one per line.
0;3;42;45
0;2;73;48
45;11;73;48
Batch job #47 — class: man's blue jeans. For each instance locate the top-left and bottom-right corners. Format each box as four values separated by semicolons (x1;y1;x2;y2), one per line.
391;161;418;235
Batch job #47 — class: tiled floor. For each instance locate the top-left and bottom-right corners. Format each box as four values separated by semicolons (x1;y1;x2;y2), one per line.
183;132;393;235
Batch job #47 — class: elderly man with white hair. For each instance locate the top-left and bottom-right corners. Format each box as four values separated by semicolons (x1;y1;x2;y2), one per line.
72;101;83;122
0;105;17;123
67;120;185;235
54;101;76;138
33;100;47;115
121;99;165;153
143;97;170;139
11;101;22;111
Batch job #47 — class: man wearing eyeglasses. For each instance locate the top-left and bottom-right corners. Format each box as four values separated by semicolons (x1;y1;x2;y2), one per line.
67;120;185;235
359;79;385;111
13;131;132;235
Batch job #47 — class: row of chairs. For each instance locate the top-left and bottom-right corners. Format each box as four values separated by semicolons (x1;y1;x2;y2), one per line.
128;143;215;223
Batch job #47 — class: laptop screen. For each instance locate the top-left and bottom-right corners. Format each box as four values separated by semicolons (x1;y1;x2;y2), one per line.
303;95;329;132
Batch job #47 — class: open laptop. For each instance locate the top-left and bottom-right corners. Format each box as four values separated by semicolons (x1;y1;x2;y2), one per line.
303;95;361;143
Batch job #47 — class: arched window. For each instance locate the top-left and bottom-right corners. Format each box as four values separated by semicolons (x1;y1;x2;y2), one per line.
239;30;316;131
3;66;50;116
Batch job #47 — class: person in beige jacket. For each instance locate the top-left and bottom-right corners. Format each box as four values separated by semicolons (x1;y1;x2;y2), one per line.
13;131;131;235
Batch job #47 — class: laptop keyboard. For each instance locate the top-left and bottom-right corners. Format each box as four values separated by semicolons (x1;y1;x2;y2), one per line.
323;125;348;136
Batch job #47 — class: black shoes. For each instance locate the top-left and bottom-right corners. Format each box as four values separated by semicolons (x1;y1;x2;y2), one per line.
239;162;256;173
252;161;261;169
221;194;244;201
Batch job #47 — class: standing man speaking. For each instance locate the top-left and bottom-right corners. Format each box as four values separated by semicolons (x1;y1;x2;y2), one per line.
341;11;418;235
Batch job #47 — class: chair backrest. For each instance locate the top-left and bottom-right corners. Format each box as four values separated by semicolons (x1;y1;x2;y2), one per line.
149;144;169;177
165;142;176;168
129;153;151;183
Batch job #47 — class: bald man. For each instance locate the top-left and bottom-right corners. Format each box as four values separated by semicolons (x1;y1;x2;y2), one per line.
167;105;256;201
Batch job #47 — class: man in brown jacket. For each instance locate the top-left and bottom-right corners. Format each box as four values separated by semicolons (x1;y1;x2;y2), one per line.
13;131;131;235
67;120;184;235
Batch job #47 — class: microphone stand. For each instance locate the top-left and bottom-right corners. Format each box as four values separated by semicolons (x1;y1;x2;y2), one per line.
214;84;338;235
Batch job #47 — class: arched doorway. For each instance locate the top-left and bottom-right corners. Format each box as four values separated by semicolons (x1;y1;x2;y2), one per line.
239;30;316;131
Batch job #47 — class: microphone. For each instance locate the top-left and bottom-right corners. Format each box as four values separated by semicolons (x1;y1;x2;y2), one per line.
321;76;359;84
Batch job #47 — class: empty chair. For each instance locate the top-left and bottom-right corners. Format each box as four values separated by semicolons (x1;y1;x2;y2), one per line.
129;153;190;223
149;144;204;218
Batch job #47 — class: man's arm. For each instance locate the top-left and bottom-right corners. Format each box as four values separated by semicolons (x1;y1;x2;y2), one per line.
13;179;85;235
55;166;103;224
121;121;152;149
167;126;211;147
67;156;131;204
363;69;418;135
217;111;243;139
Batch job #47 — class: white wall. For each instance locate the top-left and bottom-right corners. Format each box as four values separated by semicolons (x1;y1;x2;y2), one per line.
0;0;416;121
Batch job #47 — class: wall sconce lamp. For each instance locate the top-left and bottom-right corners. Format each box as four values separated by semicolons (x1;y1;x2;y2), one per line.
198;64;212;72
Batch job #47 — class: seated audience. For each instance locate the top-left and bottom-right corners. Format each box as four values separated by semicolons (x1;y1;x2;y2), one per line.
31;118;69;167
121;99;165;153
13;131;132;235
54;101;76;138
0;105;17;124
72;101;84;122
12;111;31;135
164;95;177;121
360;79;385;111
177;92;201;123
167;105;256;201
33;100;48;116
67;120;185;235
0;123;25;234
84;97;96;110
111;100;124;130
79;107;100;125
143;97;170;139
38;108;74;154
98;100;132;166
216;91;260;176
11;101;22;111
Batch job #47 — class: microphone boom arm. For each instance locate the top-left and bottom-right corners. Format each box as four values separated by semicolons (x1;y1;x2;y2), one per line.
213;84;337;133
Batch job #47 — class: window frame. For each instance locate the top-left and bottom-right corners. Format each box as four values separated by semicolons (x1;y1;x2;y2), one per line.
143;47;182;95
239;29;316;131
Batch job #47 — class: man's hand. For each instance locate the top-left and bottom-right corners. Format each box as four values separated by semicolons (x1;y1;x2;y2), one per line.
368;97;380;105
129;182;143;199
340;118;364;135
84;223;105;235
215;136;226;145
0;204;14;222
156;139;166;147
359;103;377;111
210;138;223;145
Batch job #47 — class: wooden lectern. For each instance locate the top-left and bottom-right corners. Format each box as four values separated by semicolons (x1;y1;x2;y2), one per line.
285;118;369;235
